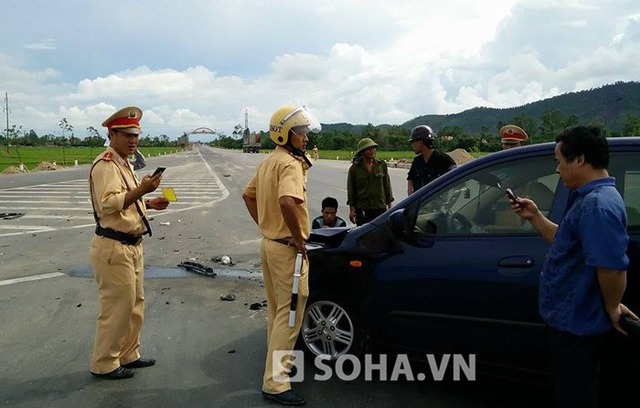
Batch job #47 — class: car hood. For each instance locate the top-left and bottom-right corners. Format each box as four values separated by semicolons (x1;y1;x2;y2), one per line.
308;227;351;248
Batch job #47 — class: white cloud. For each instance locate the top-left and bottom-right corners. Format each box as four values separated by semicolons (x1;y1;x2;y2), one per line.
25;39;57;50
0;0;639;139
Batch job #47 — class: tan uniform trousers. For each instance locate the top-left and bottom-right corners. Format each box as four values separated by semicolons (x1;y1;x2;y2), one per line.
261;239;309;393
90;235;145;374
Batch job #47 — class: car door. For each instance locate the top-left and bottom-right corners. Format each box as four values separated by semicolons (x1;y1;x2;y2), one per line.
608;150;640;312
374;150;562;375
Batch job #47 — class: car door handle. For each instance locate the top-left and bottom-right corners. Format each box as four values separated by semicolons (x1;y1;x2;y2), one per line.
498;256;535;276
499;256;535;268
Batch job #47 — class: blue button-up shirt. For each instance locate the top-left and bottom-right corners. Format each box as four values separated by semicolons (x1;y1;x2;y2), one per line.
539;177;629;335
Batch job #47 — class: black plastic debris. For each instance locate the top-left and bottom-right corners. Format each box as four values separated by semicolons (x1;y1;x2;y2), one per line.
177;261;217;277
249;302;263;310
0;212;24;220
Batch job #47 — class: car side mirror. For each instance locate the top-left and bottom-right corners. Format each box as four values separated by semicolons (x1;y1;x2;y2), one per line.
389;208;408;237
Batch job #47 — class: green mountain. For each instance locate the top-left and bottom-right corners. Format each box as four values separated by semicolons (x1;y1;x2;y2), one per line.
322;81;640;135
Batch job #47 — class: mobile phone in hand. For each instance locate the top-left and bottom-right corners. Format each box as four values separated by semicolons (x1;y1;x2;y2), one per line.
505;188;519;203
152;167;166;177
621;315;640;338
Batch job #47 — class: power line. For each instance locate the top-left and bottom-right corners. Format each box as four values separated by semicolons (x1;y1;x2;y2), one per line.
575;97;623;120
3;92;9;153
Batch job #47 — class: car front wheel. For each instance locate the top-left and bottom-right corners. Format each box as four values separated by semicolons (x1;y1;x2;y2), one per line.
298;299;362;360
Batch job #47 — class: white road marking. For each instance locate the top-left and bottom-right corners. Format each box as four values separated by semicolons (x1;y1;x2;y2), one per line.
0;272;66;287
0;225;55;231
238;238;262;245
0;158;229;238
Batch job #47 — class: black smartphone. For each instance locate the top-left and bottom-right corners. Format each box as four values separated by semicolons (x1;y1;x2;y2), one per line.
152;167;166;177
505;188;519;203
621;315;640;338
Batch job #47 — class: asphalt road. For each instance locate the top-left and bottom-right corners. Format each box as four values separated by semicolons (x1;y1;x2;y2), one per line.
0;146;549;407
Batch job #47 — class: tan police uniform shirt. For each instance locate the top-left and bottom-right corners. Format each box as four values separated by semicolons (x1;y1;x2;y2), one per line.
90;147;147;235
244;146;310;240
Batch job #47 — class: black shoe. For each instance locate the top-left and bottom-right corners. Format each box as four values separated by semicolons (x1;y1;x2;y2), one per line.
262;390;306;406
91;366;135;380
122;358;156;369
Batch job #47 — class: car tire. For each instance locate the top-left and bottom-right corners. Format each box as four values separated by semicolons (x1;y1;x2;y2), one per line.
296;296;364;360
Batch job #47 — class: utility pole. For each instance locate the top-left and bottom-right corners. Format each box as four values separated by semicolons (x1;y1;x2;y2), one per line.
3;92;9;154
244;108;249;134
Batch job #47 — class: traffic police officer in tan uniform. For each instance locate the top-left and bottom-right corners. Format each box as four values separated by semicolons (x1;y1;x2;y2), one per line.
500;124;529;149
89;106;169;380
243;105;321;406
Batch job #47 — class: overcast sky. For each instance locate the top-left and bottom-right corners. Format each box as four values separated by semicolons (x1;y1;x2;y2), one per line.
1;0;639;140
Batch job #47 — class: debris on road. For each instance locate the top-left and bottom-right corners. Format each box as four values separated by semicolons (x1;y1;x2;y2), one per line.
220;293;236;301
177;261;217;277
212;255;235;266
0;212;24;220
248;300;267;310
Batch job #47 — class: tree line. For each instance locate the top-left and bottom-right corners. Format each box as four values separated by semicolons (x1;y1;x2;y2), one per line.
209;109;640;153
1;118;191;148
5;102;640;154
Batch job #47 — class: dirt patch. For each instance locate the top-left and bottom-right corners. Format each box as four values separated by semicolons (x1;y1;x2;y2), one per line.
447;148;474;165
32;161;59;171
2;166;23;174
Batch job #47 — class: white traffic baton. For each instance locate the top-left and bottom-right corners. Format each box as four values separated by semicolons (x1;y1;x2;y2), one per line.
288;253;304;328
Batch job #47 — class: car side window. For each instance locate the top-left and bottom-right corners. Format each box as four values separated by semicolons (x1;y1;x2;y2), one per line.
624;172;640;230
412;155;559;236
612;153;640;231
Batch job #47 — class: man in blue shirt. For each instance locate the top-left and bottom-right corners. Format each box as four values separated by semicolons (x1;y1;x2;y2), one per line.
512;126;638;408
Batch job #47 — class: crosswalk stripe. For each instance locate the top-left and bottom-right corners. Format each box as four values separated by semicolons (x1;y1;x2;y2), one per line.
0;160;229;237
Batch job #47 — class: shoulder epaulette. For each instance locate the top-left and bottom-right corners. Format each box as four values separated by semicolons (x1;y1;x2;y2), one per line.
102;152;113;161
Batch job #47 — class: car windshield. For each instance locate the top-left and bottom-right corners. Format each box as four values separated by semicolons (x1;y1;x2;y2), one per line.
414;155;559;236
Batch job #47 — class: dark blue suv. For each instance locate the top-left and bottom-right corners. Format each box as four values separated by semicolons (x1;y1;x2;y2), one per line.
300;138;640;381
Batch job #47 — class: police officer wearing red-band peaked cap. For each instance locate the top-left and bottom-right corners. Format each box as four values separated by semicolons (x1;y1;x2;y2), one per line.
88;106;169;380
500;124;529;149
102;106;143;135
101;107;147;169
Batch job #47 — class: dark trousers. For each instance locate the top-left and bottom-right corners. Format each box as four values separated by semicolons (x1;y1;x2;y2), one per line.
547;326;605;408
355;208;386;226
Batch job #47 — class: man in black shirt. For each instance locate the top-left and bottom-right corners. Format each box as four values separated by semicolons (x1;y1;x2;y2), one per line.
311;197;347;228
407;125;456;195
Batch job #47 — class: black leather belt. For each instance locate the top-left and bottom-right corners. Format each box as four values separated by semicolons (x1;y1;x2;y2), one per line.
272;238;294;247
95;225;143;246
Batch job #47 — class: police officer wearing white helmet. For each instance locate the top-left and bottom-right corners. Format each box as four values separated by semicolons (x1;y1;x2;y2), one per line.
242;105;320;406
407;125;456;195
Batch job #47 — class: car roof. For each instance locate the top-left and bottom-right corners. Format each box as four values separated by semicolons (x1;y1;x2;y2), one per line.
465;137;640;169
390;137;640;212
